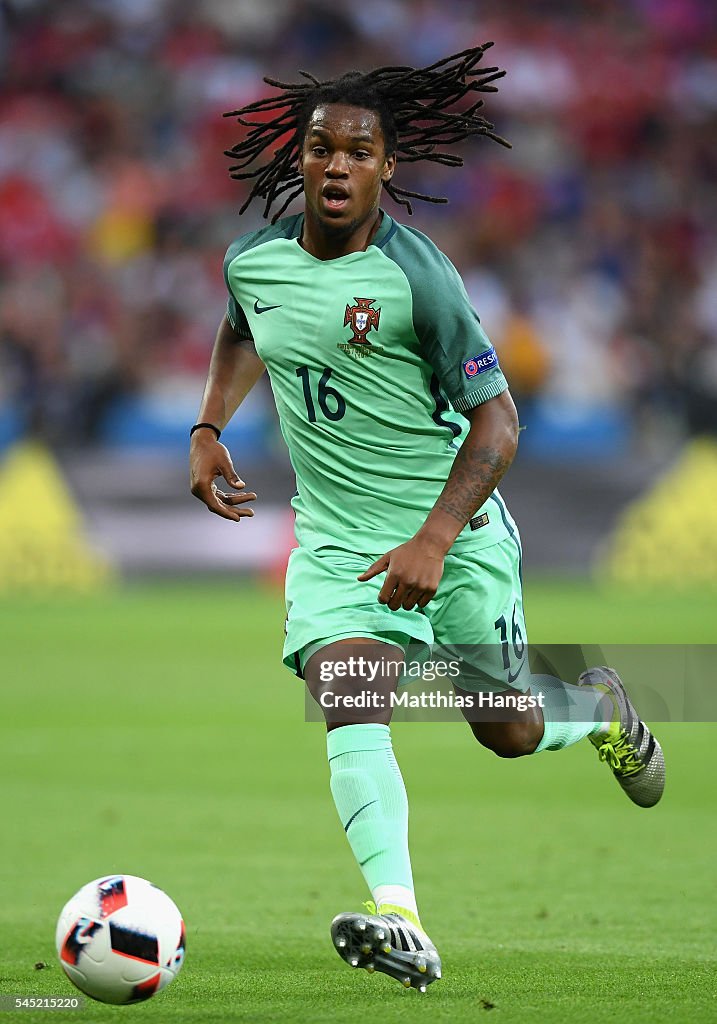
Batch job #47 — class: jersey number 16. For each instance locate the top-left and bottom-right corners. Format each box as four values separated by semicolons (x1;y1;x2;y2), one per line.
296;366;346;423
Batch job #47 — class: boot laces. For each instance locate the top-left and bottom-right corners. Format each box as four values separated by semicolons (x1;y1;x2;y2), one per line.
598;728;644;777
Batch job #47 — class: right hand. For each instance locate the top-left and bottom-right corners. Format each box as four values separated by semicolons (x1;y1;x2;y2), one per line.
189;434;256;523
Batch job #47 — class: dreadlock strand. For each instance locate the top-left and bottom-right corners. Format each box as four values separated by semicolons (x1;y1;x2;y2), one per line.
398;151;464;167
473;70;507;89
484;131;512;149
223;95;297;118
390;185;450;205
225;128;288;162
246;143;296;191
256;152;298;195
270;182;306;223
263;75;316;92
395;44;488;82
228;140;292;182
233;107;299;127
262;174;304;219
384;182;413;215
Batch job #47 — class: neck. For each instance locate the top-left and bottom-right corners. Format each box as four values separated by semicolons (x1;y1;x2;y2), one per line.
301;209;382;260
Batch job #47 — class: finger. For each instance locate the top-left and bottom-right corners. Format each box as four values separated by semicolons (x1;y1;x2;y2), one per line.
417;590;435;608
209;509;248;522
222;472;245;489
400;588;419;611
387;583;410;612
216;502;254;517
219;453;243;489
378;573;399;605
213;485;253;517
197;484;250;522
217;491;257;506
207;500;244;522
357;554;390;581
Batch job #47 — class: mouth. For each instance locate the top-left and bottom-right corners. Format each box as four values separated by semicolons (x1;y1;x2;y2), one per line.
321;184;350;213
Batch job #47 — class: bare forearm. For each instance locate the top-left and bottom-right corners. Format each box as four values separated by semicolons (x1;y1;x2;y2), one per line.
415;391;519;554
197;316;265;430
189;315;263;522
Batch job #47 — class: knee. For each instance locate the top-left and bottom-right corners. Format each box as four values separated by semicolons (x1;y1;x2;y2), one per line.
481;720;542;758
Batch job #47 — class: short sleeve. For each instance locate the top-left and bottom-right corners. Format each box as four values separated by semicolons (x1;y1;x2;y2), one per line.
223;242;253;341
384;226;508;412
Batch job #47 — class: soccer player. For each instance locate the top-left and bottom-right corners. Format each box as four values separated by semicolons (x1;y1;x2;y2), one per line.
189;47;664;991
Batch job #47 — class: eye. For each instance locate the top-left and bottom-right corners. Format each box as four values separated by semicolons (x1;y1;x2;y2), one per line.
354;150;370;160
311;145;328;157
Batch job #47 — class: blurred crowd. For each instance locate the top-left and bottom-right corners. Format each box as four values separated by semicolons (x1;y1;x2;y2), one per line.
1;0;716;450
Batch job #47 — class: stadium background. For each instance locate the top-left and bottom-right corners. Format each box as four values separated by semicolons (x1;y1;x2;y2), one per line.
1;2;715;1022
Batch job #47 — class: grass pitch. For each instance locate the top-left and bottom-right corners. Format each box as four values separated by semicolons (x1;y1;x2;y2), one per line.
0;579;715;1023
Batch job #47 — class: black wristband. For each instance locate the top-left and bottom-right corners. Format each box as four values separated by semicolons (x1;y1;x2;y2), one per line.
190;422;221;441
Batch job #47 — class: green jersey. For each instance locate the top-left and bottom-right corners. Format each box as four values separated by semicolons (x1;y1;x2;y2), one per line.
224;210;516;553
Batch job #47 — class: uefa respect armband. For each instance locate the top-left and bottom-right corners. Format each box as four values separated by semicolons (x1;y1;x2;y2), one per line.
462;345;499;379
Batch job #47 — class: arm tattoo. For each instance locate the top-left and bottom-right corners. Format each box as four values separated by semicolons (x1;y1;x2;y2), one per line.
435;443;512;526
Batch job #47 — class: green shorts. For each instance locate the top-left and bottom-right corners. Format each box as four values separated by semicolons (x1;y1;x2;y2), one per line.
283;534;529;692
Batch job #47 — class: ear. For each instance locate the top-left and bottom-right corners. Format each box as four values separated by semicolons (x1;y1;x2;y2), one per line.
382;152;396;184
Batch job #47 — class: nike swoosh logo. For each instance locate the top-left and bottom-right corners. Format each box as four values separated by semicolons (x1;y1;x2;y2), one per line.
343;799;378;833
254;300;282;314
507;663;525;684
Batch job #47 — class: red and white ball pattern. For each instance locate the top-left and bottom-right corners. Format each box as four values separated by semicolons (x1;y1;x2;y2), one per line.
55;875;185;1004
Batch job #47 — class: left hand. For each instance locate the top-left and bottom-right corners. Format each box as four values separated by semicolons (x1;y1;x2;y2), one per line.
357;537;446;610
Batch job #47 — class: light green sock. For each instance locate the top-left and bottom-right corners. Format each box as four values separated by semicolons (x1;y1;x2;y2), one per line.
533;674;611;752
327;724;418;923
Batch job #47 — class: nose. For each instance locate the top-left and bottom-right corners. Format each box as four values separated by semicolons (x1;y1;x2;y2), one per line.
325;151;349;177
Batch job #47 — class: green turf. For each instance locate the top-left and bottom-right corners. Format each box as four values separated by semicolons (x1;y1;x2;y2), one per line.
0;580;715;1023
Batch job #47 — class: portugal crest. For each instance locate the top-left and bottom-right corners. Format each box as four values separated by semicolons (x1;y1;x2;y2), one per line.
344;297;381;345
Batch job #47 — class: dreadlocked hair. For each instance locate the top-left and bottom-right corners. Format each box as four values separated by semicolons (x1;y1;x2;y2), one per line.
223;44;510;223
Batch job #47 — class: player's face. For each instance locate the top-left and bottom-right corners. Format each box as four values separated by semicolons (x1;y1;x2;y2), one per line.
299;104;396;240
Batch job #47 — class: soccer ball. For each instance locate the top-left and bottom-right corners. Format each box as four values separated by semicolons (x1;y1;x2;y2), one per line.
55;875;185;1004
